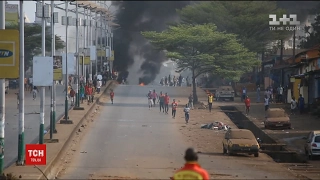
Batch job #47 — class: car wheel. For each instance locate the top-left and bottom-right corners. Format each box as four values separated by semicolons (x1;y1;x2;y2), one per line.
254;152;259;157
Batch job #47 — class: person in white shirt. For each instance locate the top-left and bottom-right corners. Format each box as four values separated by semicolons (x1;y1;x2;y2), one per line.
184;104;190;124
96;80;102;94
278;85;283;103
291;97;297;115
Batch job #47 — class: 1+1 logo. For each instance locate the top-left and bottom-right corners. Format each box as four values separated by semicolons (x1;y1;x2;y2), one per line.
269;14;301;31
25;144;46;165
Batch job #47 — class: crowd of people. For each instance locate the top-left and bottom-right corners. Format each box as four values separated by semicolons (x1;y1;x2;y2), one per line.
240;85;306;116
160;74;191;87
145;89;195;124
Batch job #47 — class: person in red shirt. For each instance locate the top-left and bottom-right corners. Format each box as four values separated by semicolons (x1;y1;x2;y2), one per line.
171;99;178;118
172;148;209;180
110;89;115;104
86;84;93;105
244;95;251;115
164;93;170;114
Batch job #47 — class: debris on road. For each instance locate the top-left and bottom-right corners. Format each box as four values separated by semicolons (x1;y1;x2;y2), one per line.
201;121;230;130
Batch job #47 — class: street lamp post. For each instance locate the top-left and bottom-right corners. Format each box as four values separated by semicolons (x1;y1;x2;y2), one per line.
60;1;73;124
17;0;25;165
35;0;50;144
50;1;58;134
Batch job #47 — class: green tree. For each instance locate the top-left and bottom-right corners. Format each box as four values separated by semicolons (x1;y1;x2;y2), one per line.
6;23;65;71
142;24;258;102
299;15;320;49
177;1;288;53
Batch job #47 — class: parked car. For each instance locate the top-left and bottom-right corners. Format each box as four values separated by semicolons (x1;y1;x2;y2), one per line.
304;130;320;159
222;129;260;157
215;86;235;101
264;108;291;130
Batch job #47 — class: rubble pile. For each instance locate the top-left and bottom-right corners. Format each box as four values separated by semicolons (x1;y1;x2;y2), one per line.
201;121;230;130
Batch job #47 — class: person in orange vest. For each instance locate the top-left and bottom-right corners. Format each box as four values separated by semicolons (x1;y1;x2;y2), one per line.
172;148;210;180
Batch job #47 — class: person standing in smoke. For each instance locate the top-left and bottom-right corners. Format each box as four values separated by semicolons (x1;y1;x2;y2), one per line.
165;76;168;86
173;76;177;87
168;75;171;86
179;75;183;86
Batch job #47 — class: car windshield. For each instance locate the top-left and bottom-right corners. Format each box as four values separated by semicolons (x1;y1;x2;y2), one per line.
229;130;255;139
315;136;320;143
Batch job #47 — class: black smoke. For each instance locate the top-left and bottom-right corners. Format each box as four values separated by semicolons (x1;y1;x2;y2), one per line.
112;1;190;84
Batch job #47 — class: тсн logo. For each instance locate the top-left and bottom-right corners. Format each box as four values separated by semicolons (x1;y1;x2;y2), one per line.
0;49;13;58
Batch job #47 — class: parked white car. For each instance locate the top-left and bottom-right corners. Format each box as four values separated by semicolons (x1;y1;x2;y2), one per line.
304;130;320;159
215;86;235;101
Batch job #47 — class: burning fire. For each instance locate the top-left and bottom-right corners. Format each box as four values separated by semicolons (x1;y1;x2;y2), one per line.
140;83;145;86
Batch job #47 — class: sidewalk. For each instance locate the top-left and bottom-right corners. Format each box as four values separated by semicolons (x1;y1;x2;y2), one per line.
4;81;116;180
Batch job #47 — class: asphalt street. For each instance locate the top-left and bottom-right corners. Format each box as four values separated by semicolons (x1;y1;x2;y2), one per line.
60;85;296;179
4;85;69;168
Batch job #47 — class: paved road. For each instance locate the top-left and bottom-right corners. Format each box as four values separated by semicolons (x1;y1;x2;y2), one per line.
4;85;70;168
60;85;297;179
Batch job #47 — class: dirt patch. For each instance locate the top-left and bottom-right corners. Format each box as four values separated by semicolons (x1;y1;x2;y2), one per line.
175;99;234;153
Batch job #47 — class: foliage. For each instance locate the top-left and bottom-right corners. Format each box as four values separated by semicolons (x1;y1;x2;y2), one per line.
299;15;320;49
142;24;258;81
142;24;259;101
177;1;290;53
6;24;65;71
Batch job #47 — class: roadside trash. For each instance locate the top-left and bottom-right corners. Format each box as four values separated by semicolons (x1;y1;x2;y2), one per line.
201;122;230;130
80;151;87;153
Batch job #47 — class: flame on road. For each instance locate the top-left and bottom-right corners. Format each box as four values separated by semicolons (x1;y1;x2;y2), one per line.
140;83;145;86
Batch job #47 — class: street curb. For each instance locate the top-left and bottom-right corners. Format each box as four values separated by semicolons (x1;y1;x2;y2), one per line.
40;80;115;179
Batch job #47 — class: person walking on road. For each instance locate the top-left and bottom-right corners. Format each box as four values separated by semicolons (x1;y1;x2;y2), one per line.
80;84;85;104
184;104;190;124
70;87;76;106
158;91;165;113
298;94;305;114
147;90;153;109
172;148;209;180
208;93;214;112
172;99;178;118
244;96;251;115
256;85;260;103
188;94;194;110
110;89;115;104
291;96;297;115
31;85;39;100
264;95;270;117
86;84;93;105
241;86;247;102
152;89;158;106
96;79;102;94
164;93;170;114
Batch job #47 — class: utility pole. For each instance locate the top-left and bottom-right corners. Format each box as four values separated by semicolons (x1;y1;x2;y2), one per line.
100;14;103;74
75;1;79;108
95;11;98;77
0;0;5;174
62;1;70;123
83;8;87;83
89;9;93;81
17;0;25;165
39;0;46;144
50;0;57;136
